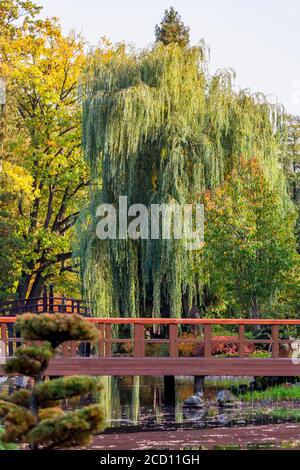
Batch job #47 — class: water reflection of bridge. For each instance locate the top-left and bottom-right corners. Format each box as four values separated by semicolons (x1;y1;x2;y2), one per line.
1;313;300;377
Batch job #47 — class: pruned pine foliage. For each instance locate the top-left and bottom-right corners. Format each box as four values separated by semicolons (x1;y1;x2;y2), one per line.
0;314;104;449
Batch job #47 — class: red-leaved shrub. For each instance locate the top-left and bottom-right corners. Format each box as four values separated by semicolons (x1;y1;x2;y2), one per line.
192;335;255;356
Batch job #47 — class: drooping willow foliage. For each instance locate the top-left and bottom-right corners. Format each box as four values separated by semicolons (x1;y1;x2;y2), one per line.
78;43;287;318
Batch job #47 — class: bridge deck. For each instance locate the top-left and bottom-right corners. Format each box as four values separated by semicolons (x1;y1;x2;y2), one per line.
43;357;300;376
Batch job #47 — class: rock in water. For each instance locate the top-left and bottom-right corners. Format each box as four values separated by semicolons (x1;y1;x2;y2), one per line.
217;389;234;407
183;394;205;408
183;408;206;421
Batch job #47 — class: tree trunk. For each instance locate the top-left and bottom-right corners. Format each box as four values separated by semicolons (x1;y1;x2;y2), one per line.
250;297;260;331
28;270;47;300
250;297;260;319
29;372;43;451
16;271;33;300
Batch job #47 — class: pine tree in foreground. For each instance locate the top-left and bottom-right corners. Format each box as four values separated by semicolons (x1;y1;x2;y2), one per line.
0;313;104;450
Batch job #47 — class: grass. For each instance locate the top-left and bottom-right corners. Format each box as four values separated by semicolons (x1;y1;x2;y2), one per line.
205;377;252;388
239;385;300;402
269;408;300;421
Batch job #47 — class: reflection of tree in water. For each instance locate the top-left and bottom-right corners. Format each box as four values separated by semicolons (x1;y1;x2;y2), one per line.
98;376;198;429
98;376;140;427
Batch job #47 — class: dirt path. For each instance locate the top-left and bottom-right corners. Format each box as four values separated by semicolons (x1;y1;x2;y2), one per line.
86;424;300;450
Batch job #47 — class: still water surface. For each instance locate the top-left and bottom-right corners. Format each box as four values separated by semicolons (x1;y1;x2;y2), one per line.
2;375;300;449
96;376;300;431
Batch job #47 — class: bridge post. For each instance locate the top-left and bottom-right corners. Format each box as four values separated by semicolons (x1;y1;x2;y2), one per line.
42;286;48;313
194;375;205;394
204;324;212;357
239;324;245;358
49;285;54;313
164;375;175;405
105;323;112;357
134;324;145;357
1;322;7;358
98;323;105;357
169;323;178;357
272;325;279;358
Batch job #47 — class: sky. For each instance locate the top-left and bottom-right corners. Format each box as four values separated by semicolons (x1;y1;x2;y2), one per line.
37;0;300;115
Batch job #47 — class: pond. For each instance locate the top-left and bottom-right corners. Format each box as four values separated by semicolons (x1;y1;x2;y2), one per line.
2;375;300;449
95;376;300;430
83;375;300;450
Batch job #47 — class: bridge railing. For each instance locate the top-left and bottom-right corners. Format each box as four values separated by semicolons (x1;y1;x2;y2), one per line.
1;317;300;360
0;292;89;316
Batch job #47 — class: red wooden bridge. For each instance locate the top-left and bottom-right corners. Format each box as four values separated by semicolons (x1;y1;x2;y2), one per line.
1;308;300;377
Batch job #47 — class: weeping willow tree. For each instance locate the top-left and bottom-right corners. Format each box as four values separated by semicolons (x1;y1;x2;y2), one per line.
78;42;287;318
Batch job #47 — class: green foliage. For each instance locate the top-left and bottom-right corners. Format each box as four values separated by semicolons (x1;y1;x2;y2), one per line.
27;405;104;449
80;41;288;318
0;314;104;449
0;401;36;442
282;115;300;244
0;1;88;300
4;344;54;378
0;389;31;408
155;7;190;47
268;407;300;421
0;426;18;450
38;407;64;421
205;377;251;389
204;158;298;317
240;385;300;402
15;313;98;348
35;376;100;405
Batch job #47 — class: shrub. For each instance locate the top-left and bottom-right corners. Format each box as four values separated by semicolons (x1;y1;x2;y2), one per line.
0;426;18;450
192;335;255;356
0;313;104;449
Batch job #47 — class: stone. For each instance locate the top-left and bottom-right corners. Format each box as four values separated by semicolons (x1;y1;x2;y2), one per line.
223;402;235;409
183;394;205;408
235;419;247;426
217;389;234;407
234;401;243;408
183;407;206;421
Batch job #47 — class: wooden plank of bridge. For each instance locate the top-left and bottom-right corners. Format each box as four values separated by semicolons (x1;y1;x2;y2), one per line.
204;324;212;357
43;287;48;312
272;325;279;358
62;342;70;357
98;323;105;357
169;324;178;358
105;323;112;357
239;324;245;358
1;322;6;357
70;341;77;357
38;357;300;377
134;324;145;357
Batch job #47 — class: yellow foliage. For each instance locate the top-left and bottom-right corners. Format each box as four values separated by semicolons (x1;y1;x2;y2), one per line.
2;161;33;196
39;407;64;421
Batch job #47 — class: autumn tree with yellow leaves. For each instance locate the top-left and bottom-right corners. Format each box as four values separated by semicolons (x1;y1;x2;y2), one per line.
0;1;88;300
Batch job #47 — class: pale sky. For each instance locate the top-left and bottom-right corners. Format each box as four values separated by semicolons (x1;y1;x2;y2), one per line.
38;0;300;115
